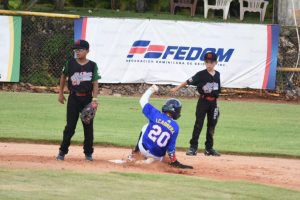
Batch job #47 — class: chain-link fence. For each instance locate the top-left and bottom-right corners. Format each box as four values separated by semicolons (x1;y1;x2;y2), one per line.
17;16;300;91
20;16;74;86
276;26;300;91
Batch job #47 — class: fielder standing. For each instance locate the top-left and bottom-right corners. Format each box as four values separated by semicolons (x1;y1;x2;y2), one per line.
56;39;101;161
171;52;221;156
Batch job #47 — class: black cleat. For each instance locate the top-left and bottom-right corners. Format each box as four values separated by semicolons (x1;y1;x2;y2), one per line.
186;147;197;156
56;151;65;161
204;149;221;156
85;154;93;161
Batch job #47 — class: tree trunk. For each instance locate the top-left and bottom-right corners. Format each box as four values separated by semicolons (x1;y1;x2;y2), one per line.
273;0;278;24
54;0;65;11
136;0;146;12
3;0;9;9
25;0;39;10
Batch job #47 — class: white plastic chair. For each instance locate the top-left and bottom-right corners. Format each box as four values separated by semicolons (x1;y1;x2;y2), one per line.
204;0;233;20
239;0;269;22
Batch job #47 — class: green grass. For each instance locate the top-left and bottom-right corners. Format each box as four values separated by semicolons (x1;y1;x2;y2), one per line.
0;168;299;200
0;92;299;157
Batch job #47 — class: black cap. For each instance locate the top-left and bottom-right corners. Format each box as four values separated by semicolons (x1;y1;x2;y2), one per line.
204;52;217;61
73;39;89;50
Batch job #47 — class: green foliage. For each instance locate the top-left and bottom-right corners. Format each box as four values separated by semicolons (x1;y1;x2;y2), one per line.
44;33;69;57
158;0;171;12
266;0;274;18
20;17;73;85
23;65;58;86
38;0;54;3
69;0;84;7
147;0;160;12
8;0;22;9
67;0;111;9
119;0;135;11
91;0;111;9
146;0;170;13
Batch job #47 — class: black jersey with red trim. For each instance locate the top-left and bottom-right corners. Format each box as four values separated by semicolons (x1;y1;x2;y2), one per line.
62;58;101;93
187;69;221;98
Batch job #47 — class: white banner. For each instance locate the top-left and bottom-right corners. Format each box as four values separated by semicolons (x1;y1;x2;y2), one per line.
75;18;279;89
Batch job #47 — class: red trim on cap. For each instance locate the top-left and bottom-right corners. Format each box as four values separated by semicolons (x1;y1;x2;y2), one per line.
75;40;80;45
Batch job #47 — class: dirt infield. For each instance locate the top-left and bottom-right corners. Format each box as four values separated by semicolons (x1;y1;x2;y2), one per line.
0;142;299;191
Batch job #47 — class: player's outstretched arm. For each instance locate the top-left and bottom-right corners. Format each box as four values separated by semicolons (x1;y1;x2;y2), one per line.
139;85;159;108
170;81;188;94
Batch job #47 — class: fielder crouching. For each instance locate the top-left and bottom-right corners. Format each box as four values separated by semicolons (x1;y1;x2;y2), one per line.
130;85;193;169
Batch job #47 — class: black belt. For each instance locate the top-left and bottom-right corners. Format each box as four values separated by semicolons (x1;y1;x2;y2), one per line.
200;95;216;101
71;92;92;97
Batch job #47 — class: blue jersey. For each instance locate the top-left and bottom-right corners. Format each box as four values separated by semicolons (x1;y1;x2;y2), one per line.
141;103;179;157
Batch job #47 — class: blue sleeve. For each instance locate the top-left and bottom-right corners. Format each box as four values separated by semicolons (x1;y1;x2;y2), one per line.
167;127;179;154
142;103;161;123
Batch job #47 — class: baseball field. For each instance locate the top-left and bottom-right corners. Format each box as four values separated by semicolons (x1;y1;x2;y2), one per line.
0;92;300;199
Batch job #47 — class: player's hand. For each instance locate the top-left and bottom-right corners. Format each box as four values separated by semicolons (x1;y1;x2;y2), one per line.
150;84;159;93
58;93;66;104
91;98;98;109
170;87;179;94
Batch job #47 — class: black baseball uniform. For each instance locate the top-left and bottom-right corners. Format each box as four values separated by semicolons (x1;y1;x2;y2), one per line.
187;69;221;151
59;58;100;156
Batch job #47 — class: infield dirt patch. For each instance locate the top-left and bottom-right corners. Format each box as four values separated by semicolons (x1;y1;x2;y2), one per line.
0;142;299;191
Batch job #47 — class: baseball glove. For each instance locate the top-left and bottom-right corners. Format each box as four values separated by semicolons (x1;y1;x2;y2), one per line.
80;102;97;124
170;160;193;169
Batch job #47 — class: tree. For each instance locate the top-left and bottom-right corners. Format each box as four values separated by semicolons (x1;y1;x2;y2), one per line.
136;0;146;12
24;0;65;11
273;0;278;24
3;0;9;9
54;0;65;10
25;0;39;10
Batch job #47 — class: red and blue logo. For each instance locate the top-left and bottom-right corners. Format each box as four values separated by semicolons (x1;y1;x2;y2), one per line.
127;40;235;62
127;40;165;59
